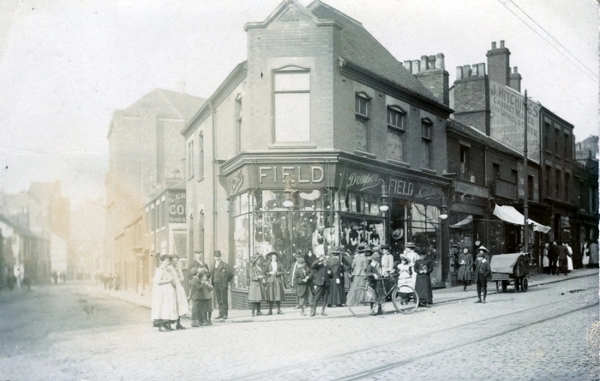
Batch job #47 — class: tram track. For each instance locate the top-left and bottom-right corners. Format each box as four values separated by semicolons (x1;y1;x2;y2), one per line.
334;301;598;381
238;285;598;381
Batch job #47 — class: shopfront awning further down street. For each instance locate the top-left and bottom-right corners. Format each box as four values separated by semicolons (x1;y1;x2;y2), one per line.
493;204;551;234
450;215;473;228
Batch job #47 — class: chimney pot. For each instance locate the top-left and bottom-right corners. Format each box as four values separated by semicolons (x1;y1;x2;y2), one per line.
500;40;505;48
463;65;471;77
436;53;445;70
456;66;463;80
420;55;428;71
403;60;412;72
428;55;436;69
412;60;420;74
513;66;518;73
492;41;497;49
478;63;486;76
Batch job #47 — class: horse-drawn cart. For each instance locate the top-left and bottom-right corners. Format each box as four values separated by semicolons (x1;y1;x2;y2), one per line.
490;253;530;293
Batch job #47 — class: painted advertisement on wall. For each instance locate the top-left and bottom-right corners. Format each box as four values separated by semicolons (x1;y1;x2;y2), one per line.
489;80;541;163
168;190;186;223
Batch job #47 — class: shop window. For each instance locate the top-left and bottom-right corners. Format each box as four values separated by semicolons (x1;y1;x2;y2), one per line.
386;106;406;161
274;69;310;142
355;92;371;151
421;118;433;168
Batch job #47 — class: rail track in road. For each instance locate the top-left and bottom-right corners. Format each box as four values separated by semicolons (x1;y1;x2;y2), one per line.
239;285;598;381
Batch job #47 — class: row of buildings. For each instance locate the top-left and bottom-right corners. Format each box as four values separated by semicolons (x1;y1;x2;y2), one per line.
0;182;70;288
104;0;598;307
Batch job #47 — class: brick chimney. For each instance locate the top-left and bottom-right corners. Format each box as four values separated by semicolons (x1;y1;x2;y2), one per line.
452;62;489;134
509;66;522;92
404;53;449;106
487;40;511;86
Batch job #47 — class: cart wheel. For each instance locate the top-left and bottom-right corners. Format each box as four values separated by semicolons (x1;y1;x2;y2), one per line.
501;281;508;293
522;277;528;292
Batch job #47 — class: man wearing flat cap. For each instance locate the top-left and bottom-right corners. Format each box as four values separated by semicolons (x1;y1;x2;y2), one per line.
211;250;233;319
310;251;333;317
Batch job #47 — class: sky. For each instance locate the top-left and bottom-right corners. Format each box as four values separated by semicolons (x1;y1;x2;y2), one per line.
0;0;597;206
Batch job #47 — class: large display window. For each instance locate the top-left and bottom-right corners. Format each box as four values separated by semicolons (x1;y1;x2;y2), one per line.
231;189;331;289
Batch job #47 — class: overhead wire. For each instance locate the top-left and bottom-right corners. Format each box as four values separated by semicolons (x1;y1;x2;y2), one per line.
496;0;598;83
507;0;598;79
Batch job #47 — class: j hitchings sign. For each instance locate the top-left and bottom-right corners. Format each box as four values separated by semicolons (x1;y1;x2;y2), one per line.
489;80;541;164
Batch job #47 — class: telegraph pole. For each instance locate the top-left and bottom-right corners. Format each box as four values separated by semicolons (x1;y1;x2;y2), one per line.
523;90;529;256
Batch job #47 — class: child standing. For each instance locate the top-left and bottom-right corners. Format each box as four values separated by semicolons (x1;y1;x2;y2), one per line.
396;255;413;304
198;272;214;325
187;268;202;327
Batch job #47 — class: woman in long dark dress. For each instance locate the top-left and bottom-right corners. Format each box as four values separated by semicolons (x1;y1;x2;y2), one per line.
326;247;345;307
248;253;265;317
457;248;473;291
413;249;433;307
264;251;286;315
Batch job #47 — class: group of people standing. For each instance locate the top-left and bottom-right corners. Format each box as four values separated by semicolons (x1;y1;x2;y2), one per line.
151;250;233;332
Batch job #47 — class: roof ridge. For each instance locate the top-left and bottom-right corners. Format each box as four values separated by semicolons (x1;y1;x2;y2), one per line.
307;0;362;26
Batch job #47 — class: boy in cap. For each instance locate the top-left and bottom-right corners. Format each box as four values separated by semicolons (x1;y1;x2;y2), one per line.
474;252;491;303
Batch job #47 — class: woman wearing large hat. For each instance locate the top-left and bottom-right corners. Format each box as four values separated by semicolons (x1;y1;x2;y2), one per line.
413;248;433;307
248;253;266;317
346;243;368;306
264;251;286;315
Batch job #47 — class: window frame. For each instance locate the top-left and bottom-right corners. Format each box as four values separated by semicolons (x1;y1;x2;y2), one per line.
386;105;407;161
420;117;433;168
273;67;311;143
235;93;242;153
187;140;194;180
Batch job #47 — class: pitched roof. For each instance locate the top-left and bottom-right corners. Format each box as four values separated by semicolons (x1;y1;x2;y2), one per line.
447;119;524;158
122;88;206;121
308;1;441;104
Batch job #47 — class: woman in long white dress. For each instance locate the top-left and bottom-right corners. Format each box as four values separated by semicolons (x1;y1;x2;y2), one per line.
151;256;178;332
168;255;189;329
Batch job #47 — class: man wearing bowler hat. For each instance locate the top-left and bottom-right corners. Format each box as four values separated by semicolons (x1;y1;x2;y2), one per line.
474;251;491;303
211;250;233;319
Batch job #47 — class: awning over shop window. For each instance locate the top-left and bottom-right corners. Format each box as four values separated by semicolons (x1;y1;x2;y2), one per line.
493;204;551;234
450;215;473;228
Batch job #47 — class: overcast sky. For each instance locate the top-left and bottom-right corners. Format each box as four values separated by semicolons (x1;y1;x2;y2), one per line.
0;0;597;206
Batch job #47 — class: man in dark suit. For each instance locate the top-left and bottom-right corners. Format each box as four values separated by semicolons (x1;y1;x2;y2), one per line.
474;252;491;304
211;250;233;319
310;252;332;317
192;251;211;279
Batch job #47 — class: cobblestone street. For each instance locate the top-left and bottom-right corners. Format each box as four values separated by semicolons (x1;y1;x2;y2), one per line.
0;272;597;380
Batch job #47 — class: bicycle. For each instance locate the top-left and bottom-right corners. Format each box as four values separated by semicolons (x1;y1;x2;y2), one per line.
346;274;419;317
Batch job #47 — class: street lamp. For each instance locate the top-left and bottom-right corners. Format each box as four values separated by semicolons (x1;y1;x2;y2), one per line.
439;194;448;220
379;183;389;213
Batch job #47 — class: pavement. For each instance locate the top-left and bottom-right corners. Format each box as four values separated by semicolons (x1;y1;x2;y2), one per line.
92;267;599;325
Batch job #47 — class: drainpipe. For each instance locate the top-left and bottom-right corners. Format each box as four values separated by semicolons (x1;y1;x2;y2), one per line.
209;101;217;259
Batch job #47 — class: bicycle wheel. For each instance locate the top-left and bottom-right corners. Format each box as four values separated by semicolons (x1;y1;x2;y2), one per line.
392;285;419;314
347;286;376;318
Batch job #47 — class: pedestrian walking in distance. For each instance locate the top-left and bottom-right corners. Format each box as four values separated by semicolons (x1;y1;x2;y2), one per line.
293;257;311;316
326;246;346;307
211;250;233;320
557;242;569;276
474;252;491;304
264;251;286;315
549;241;559;275
248;253;265;317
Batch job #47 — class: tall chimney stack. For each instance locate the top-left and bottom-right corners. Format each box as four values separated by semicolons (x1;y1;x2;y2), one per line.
487;40;511;86
409;53;449;106
509;66;522;92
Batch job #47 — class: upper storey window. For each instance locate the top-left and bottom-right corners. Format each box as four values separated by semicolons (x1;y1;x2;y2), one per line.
386;106;406;161
274;69;310;142
354;92;371;151
421;118;433;169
